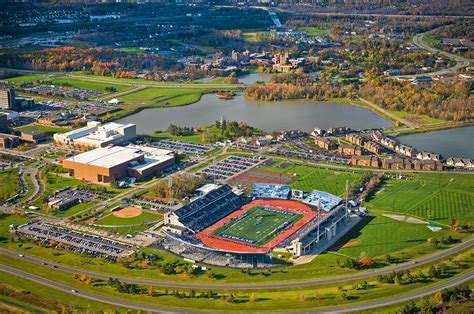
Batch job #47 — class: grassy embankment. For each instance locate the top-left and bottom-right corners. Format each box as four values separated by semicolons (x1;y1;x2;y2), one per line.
0;169;20;204
0;248;471;312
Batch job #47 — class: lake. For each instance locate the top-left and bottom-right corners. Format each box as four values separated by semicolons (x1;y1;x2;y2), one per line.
117;92;393;134
397;126;474;159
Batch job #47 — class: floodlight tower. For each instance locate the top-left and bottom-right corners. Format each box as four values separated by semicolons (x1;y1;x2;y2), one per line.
168;175;172;206
345;178;349;220
212;157;216;185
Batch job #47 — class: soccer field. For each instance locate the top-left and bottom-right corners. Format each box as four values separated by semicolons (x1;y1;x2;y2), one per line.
213;206;303;245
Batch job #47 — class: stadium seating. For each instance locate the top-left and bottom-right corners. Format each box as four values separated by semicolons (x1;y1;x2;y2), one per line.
174;185;244;233
252;183;291;199
302;190;342;212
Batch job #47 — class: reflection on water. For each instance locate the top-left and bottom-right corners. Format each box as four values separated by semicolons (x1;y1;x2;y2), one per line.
397;126;474;159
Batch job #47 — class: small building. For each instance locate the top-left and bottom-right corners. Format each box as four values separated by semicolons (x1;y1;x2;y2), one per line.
364;141;383;155
0;133;20;149
0;113;9;133
416;151;441;161
345;133;365;146
413;160;443;171
382;158;412;170
48;197;80;211
20;130;47;143
351;155;380;168
338;145;362;156
446;157;474;170
315;137;337;150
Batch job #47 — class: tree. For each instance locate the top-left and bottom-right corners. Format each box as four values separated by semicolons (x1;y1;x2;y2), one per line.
226;294;235;303
358;256;375;268
147;286;154;297
249;292;256;302
340;292;348;301
428;265;438;278
434;291;444;304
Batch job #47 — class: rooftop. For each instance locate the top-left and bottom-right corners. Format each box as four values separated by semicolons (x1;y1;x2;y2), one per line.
64;146;143;168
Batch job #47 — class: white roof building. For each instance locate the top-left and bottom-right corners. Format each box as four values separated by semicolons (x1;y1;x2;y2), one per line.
54;121;136;148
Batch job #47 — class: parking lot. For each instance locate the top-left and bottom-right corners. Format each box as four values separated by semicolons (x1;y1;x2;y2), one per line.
150;139;212;155
15;222;134;261
196;156;266;182
52;186;108;203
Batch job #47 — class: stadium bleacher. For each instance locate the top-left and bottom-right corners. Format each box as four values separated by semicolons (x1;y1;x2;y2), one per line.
252;183;291;199
174;185;244;233
302;189;342;212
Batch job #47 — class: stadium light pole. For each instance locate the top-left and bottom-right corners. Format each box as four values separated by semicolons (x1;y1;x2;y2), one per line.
213;157;216;185
168;175;172;206
345;178;349;220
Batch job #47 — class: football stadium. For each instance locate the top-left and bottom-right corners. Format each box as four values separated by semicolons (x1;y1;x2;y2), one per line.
162;184;350;268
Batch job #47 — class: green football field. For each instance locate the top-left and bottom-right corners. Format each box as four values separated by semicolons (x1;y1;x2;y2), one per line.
213;206;303;245
365;173;474;224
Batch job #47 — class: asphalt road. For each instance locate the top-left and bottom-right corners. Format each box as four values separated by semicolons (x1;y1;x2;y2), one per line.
1;237;472;289
1;264;472;313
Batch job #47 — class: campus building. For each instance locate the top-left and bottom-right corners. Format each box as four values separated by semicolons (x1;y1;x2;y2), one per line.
0;89;15;110
54;121;136;148
62;145;175;184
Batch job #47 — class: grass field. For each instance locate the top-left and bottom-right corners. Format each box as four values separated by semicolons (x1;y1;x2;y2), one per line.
3;74;48;84
49;77;131;92
389;110;446;125
0;249;472;312
52;201;96;218
213;206;302;245
258;163;362;196
35;150;68;159
365;173;474;224
335;214;436;259
300;27;328;36
0;169;20;203
94;211;163;226
242;31;272;42
15;124;71;135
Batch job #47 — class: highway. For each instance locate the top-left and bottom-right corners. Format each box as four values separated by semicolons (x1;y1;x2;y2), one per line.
0;237;471;289
395;32;472;79
1;264;472;313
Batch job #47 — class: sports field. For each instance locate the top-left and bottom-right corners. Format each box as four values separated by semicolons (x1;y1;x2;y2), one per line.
227;169;296;187
49;78;131;92
94;211;163;226
258;163;362;196
366;173;474;224
213;206;303;245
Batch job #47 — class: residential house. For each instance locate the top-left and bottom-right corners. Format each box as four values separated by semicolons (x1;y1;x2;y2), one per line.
315;137;337;150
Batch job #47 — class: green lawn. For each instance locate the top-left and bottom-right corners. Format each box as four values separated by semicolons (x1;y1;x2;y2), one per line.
52;201;96;218
335;214;436;259
0;169;20;203
35;150;68;159
15;124;71;135
258;163;362;197
365;173;474;224
0;249;472;312
242;31;272;42
213;206;303;245
49;77;131;92
147;130;206;144
3;74;48;84
94;211;163;226
389;110;446;125
0;272;132;313
300;27;328;36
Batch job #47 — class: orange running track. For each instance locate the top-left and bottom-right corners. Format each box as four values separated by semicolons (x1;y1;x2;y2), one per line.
196;199;317;253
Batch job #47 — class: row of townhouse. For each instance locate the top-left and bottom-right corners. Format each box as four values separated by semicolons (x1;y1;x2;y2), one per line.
446;158;474;170
371;131;440;161
351;156;443;171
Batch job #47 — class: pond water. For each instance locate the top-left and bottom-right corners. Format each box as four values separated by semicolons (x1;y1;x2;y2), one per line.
117;92;393;134
396;126;474;159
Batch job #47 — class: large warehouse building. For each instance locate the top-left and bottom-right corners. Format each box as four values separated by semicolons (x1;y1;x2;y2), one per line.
62;145;175;184
54;121;136;148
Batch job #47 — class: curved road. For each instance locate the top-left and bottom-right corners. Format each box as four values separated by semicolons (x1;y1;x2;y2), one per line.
396;32;472;79
1;265;472;313
0;237;472;289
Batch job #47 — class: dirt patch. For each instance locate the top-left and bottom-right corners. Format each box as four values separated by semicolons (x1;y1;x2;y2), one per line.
112;206;143;218
406;217;427;224
341;240;359;248
383;214;406;221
